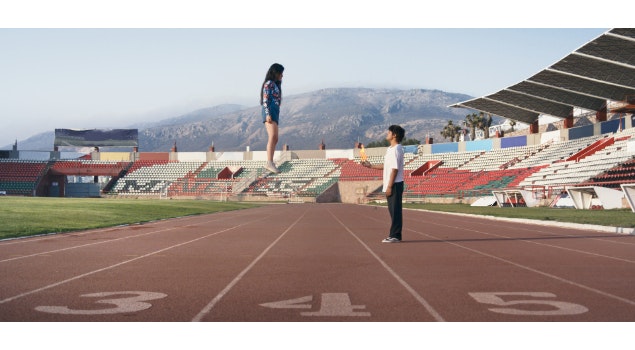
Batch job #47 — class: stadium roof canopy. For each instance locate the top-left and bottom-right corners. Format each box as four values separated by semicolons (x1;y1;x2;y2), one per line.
449;28;635;124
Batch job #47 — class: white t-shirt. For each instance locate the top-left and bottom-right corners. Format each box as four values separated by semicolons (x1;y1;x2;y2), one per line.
382;144;404;192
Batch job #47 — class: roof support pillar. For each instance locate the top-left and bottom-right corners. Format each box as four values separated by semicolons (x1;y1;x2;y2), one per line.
596;104;607;122
564;108;575;129
530;120;539;134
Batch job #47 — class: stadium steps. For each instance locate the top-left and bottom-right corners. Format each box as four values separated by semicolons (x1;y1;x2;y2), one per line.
511;134;602;169
102;161;135;194
518;135;635;190
191;162;210;178
111;160;204;195
567;136;615;162
240;159;339;197
458;145;543;171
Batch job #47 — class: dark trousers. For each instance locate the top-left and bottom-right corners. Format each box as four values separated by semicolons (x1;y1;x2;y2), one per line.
387;181;404;240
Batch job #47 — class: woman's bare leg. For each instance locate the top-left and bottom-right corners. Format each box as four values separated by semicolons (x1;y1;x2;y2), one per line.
265;121;279;163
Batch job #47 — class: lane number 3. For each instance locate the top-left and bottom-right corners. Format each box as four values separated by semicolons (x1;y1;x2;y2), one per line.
35;291;167;315
469;292;588;316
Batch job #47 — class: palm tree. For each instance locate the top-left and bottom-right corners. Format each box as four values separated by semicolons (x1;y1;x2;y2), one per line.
476;112;493;139
440;120;462;142
440;121;453;141
463;113;482;141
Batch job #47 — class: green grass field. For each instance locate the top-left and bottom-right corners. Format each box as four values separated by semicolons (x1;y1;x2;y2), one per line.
2;197;633;240
398;203;635;228
0;197;260;240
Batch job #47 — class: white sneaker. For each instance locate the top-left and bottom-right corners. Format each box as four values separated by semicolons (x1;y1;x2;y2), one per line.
382;237;401;243
264;161;280;173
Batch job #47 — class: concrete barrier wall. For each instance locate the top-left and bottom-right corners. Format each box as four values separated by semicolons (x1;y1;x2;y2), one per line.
292;150;326;159
215;151;246;161
98;152;132;161
316;182;341;203
337;180;382;204
501;135;527;148
466;139;493;152
601;119;621;134
569;124;594;140
138;152;170;161
325;149;354;159
251;151;283;161
431;143;458;153
176;152;207;162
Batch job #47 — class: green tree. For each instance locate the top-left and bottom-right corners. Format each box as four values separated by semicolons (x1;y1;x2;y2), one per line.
476;112;493;139
463;112;481;141
476;112;492;139
402;138;420;146
365;137;420;148
366;139;390;148
440;120;461;142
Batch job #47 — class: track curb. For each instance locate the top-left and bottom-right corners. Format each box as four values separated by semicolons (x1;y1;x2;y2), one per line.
403;207;635;235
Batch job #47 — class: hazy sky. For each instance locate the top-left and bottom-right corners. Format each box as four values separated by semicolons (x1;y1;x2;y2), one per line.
0;1;618;147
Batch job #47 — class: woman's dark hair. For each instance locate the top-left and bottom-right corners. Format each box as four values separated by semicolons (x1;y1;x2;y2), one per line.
388;125;405;143
260;63;284;104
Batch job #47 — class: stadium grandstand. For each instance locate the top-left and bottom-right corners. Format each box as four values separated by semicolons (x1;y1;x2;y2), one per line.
1;28;634;211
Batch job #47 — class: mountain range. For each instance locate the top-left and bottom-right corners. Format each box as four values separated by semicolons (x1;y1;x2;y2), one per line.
5;88;478;152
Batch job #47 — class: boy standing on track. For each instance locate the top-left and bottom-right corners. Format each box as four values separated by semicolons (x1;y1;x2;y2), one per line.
362;125;405;243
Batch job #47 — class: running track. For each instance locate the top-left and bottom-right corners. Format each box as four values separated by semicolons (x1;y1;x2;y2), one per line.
1;203;634;321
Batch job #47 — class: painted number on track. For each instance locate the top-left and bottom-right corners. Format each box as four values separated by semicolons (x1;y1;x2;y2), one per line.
260;293;371;317
468;292;588;316
35;291;168;315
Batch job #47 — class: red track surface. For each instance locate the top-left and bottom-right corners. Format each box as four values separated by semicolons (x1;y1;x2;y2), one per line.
1;203;634;322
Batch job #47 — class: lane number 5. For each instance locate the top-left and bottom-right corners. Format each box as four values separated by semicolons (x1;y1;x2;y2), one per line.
468;292;588;316
35;291;167;315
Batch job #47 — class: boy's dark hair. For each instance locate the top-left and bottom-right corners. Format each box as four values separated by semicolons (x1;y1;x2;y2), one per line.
388;125;405;143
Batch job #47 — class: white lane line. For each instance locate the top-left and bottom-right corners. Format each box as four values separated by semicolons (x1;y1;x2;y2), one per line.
0;210;246;246
0;216;267;305
403;207;635;235
191;211;307;322
358;209;635;308
405;225;635;307
0;227;177;263
407;216;635;265
0;213;243;264
329;209;445;322
412;209;635;247
0;226;127;245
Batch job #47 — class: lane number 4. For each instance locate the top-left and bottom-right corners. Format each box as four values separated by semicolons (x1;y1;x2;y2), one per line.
468;292;588;316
